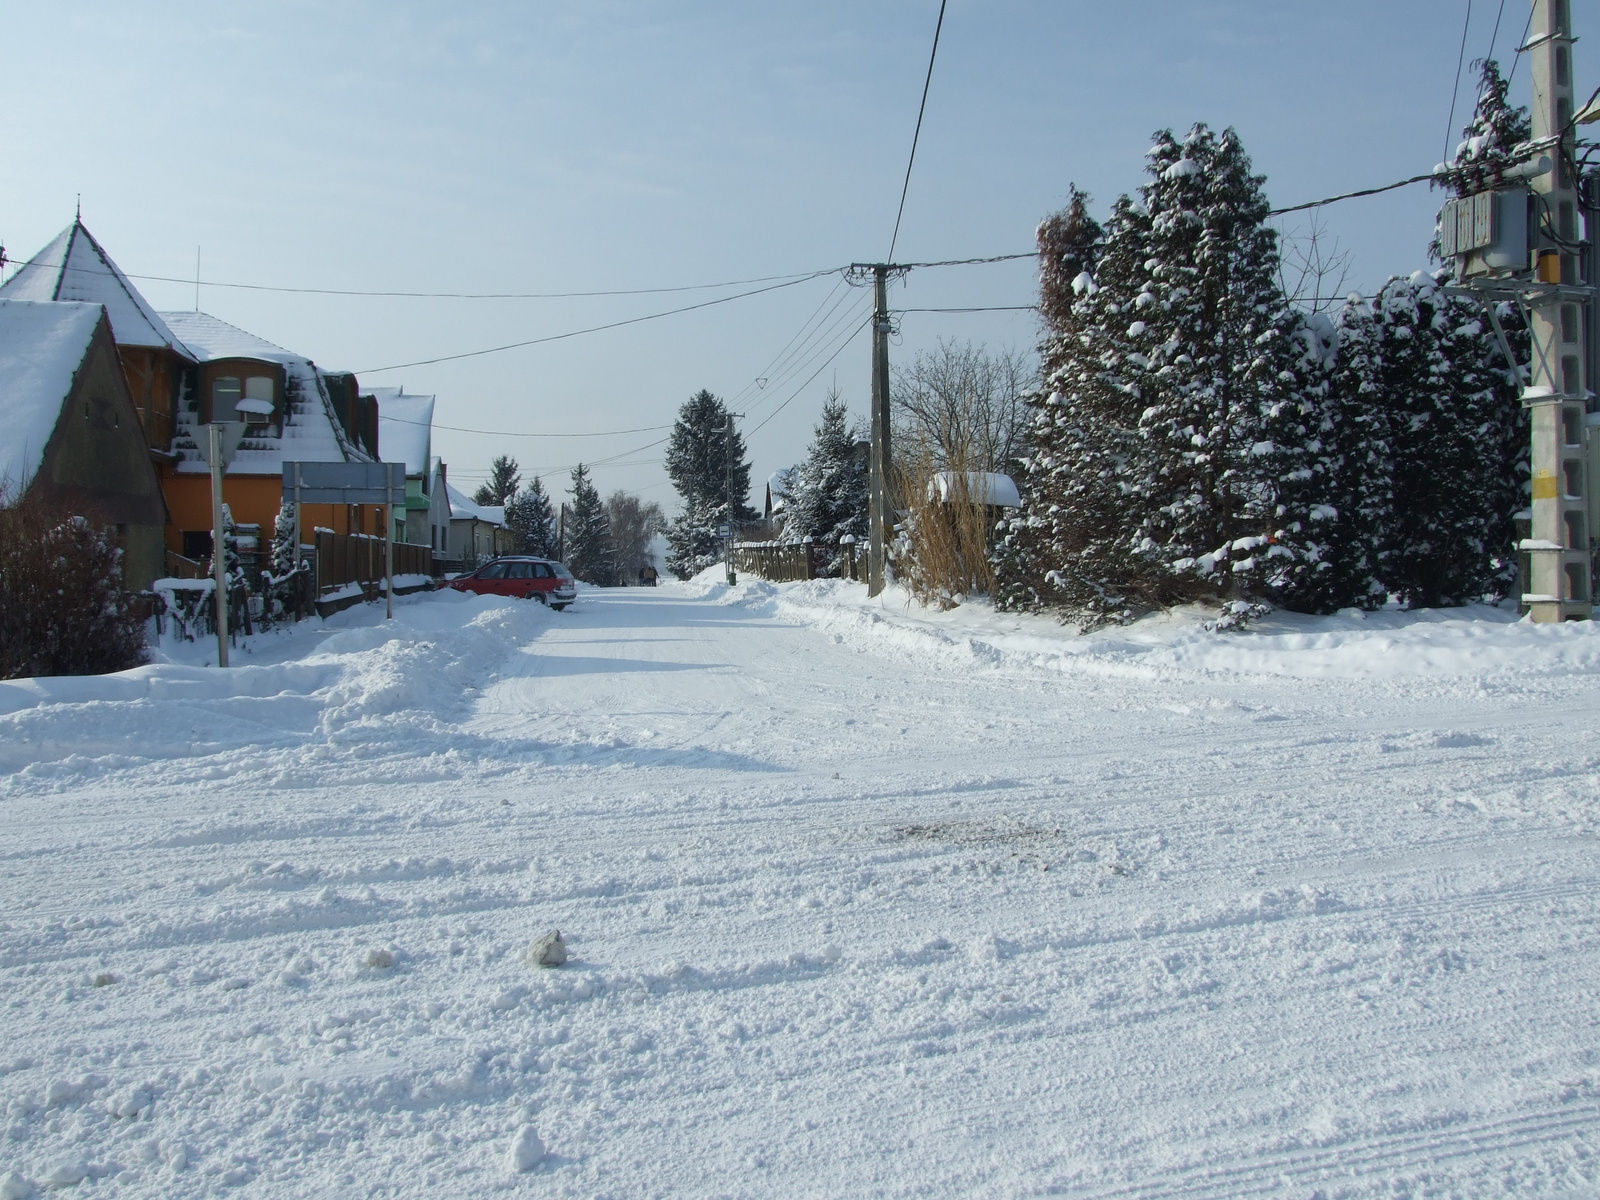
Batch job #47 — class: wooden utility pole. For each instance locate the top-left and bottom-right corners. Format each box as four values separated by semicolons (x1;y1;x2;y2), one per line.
850;263;906;596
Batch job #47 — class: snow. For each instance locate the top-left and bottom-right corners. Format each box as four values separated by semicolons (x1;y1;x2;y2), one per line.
928;471;1022;508
0;300;104;493
446;483;504;526
0;224;193;356
3;580;1600;1195
370;389;435;476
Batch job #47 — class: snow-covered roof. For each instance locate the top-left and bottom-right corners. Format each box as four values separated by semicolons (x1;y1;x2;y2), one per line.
159;311;299;365
929;471;1022;508
157;311;374;477
370;388;435;476
0;300;105;494
0;222;194;359
446;483;504;526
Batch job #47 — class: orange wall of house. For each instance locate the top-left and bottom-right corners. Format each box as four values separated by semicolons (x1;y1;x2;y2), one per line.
160;469;389;552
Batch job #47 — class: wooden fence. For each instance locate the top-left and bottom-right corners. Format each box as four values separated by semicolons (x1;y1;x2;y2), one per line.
313;529;432;594
732;540;861;583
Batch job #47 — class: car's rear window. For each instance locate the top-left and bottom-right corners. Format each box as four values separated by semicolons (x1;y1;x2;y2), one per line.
553;564;574;580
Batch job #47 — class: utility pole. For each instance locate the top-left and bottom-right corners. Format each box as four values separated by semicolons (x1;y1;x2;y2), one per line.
725;414;740;586
849;263;909;597
1444;0;1592;621
1524;0;1588;621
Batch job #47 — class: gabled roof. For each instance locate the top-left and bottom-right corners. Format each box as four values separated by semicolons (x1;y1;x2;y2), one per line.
370;387;435;476
0;300;106;493
0;222;194;359
159;310;299;365
446;483;504;526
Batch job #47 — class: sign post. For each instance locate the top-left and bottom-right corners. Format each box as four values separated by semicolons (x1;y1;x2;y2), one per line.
282;462;407;619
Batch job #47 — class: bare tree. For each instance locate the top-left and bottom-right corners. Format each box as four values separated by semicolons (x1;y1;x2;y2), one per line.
604;490;667;584
1276;215;1353;315
890;339;1037;474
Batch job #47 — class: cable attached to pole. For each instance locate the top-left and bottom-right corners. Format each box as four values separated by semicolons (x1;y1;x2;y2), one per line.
888;0;949;262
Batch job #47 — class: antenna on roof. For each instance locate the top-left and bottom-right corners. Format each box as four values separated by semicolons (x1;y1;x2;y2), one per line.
195;246;200;312
75;195;81;222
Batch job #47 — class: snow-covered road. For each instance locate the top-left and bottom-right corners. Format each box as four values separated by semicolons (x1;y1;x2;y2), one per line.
3;582;1599;1197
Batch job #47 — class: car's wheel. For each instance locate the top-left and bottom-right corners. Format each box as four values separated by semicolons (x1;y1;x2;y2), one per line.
551;603;568;611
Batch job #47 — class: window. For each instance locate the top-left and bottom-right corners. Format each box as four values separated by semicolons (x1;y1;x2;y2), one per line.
211;376;241;421
507;562;534;579
532;563;553;578
245;376;274;416
477;562;509;579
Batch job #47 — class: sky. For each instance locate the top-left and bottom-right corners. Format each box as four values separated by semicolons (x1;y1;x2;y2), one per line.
3;1;1593;509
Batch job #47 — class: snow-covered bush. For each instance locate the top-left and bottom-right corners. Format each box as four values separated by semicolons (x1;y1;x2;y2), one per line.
0;495;148;679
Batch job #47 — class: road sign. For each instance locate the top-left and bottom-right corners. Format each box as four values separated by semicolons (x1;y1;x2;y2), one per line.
716;523;731;538
282;461;405;504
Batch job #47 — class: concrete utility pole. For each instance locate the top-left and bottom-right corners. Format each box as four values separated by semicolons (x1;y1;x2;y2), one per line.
725;414;739;587
1524;0;1589;621
849;263;908;597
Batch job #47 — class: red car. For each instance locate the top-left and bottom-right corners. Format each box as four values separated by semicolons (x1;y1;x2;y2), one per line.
448;557;577;609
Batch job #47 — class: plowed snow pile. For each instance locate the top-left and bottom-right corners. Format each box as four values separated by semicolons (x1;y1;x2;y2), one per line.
2;580;1598;1198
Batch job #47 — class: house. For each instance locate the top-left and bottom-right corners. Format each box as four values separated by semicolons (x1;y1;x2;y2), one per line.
445;483;512;565
1;221;392;571
371;387;449;553
156;312;383;565
0;220;196;460
0;300;168;589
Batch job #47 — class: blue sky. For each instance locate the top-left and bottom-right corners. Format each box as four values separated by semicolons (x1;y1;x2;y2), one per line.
4;2;1591;505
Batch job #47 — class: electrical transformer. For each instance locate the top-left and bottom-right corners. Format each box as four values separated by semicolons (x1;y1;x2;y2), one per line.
1439;190;1530;276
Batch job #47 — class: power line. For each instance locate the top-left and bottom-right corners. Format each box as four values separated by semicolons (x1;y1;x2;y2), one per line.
384;415;670;438
1268;170;1442;216
893;305;1037;313
355;270;839;373
748;313;875;436
1444;0;1475;163
888;0;949;261
1486;0;1507;63
5;255;836;301
1507;5;1534;85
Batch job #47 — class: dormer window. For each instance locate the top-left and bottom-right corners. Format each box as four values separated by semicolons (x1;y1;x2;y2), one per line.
212;376;241;420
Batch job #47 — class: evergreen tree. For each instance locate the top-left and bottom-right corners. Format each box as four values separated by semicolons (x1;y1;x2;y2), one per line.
1439;59;1532;201
565;464;617;585
785;390;867;547
665;389;752;578
206;503;242;586
505;475;558;557
666;495;723;581
1129;125;1312;603
270;500;299;578
473;455;521;507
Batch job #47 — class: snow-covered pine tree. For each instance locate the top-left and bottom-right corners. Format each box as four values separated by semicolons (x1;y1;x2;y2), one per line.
207;503;242;585
473;455;521;507
665;494;723;580
1436;59;1532;208
1371;273;1516;607
270;500;299;578
785;390;867;549
564;464;618;586
505;475;558;558
665;389;753;578
1132;125;1314;607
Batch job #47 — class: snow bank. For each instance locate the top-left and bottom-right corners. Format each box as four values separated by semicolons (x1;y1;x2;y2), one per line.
0;589;555;782
674;574;1600;684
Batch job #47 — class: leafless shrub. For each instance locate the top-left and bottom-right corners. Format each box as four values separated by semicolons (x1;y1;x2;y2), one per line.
891;339;1036;473
1276;215;1353;315
891;437;996;608
0;487;148;679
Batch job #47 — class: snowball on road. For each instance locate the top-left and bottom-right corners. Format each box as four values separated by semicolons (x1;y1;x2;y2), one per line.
2;579;1598;1197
